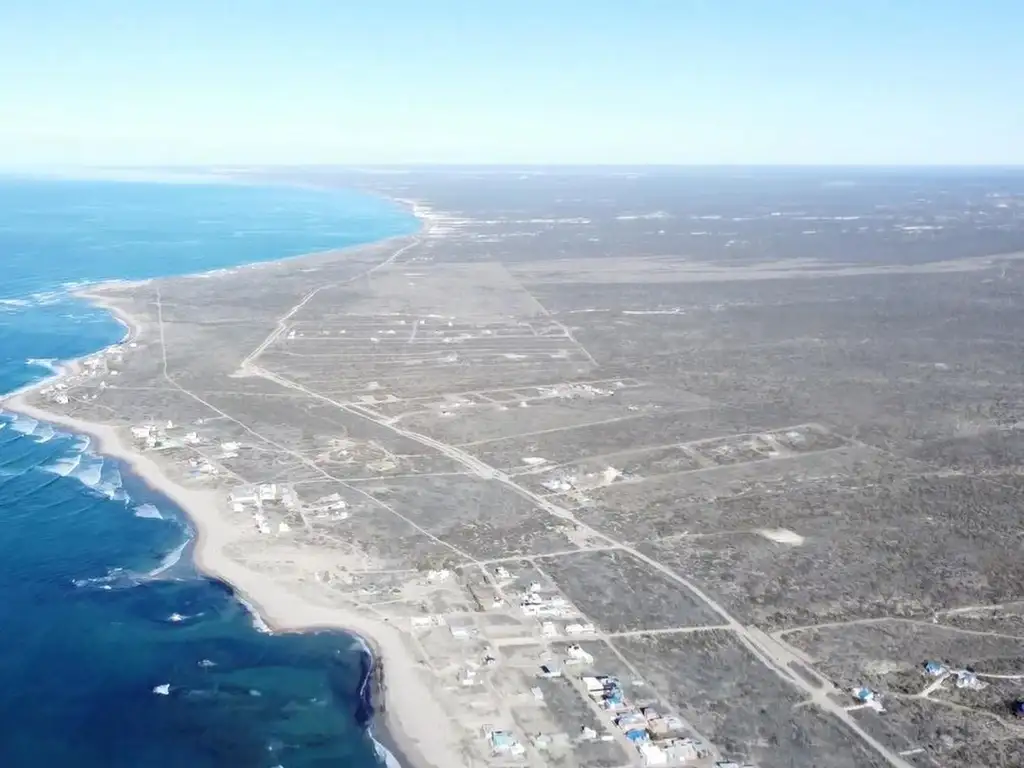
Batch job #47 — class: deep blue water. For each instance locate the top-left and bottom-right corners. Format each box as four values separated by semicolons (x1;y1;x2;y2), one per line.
0;177;418;767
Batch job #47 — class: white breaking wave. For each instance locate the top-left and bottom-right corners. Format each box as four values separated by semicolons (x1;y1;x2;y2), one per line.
72;456;103;488
8;416;38;436
0;298;31;308
72;435;91;453
0;415;70;445
372;732;403;768
43;451;126;500
236;594;272;634
46;454;81;477
33;423;56;443
72;567;142;590
26;358;61;376
148;538;189;577
134;503;163;520
27;290;63;306
95;463;124;500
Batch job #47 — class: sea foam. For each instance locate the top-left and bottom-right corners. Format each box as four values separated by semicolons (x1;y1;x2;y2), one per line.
46;454;81;477
26;358;61;376
9;416;38;436
134;503;163;520
42;450;126;501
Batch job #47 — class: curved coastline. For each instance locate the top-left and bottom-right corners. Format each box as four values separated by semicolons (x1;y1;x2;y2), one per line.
1;189;459;768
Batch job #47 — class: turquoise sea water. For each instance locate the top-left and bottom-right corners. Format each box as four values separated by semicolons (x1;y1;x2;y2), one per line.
0;177;418;767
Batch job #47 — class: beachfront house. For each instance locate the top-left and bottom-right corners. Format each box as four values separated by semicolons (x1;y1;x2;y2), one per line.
131;425;153;441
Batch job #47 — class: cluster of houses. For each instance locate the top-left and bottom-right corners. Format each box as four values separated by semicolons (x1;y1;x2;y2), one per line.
540;466;630;494
306;492;349;520
852;659;995;716
229;483;297;535
39;340;138;406
131;421;204;451
922;660;987;690
538;382;618;400
581;675;709;766
519;581;576;618
541;620;596;638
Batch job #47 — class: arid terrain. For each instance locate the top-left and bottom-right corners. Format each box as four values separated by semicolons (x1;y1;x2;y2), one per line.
17;168;1024;768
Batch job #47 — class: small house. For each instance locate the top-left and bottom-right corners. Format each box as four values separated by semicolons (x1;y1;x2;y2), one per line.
625;728;649;744
955;671;983;689
666;740;700;762
567;644;594;664
488;730;524;757
229;488;258;505
923;661;945;677
616;711;645;730
638;743;668;766
565;622;596;635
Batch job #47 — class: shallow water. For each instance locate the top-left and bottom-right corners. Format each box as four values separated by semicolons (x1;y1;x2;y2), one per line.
0;177;417;767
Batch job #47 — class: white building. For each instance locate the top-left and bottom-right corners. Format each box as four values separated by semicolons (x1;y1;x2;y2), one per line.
565;622;596;635
230;488;258;505
567;644;594;664
638;743;668;766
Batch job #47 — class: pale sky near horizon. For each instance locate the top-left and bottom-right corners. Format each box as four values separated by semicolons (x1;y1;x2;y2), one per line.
1;0;1022;167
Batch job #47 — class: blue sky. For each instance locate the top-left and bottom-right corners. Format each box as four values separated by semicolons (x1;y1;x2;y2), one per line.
1;0;1021;166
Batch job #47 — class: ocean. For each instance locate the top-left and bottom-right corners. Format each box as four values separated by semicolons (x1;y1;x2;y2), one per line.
0;177;419;767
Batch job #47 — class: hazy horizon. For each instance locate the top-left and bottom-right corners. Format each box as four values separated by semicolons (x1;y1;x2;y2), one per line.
4;0;1022;167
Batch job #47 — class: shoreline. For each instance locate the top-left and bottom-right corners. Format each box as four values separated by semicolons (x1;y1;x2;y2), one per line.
0;190;461;768
6;394;435;766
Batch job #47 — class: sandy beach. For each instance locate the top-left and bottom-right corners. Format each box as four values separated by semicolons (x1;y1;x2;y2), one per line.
5;396;465;768
3;279;468;768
